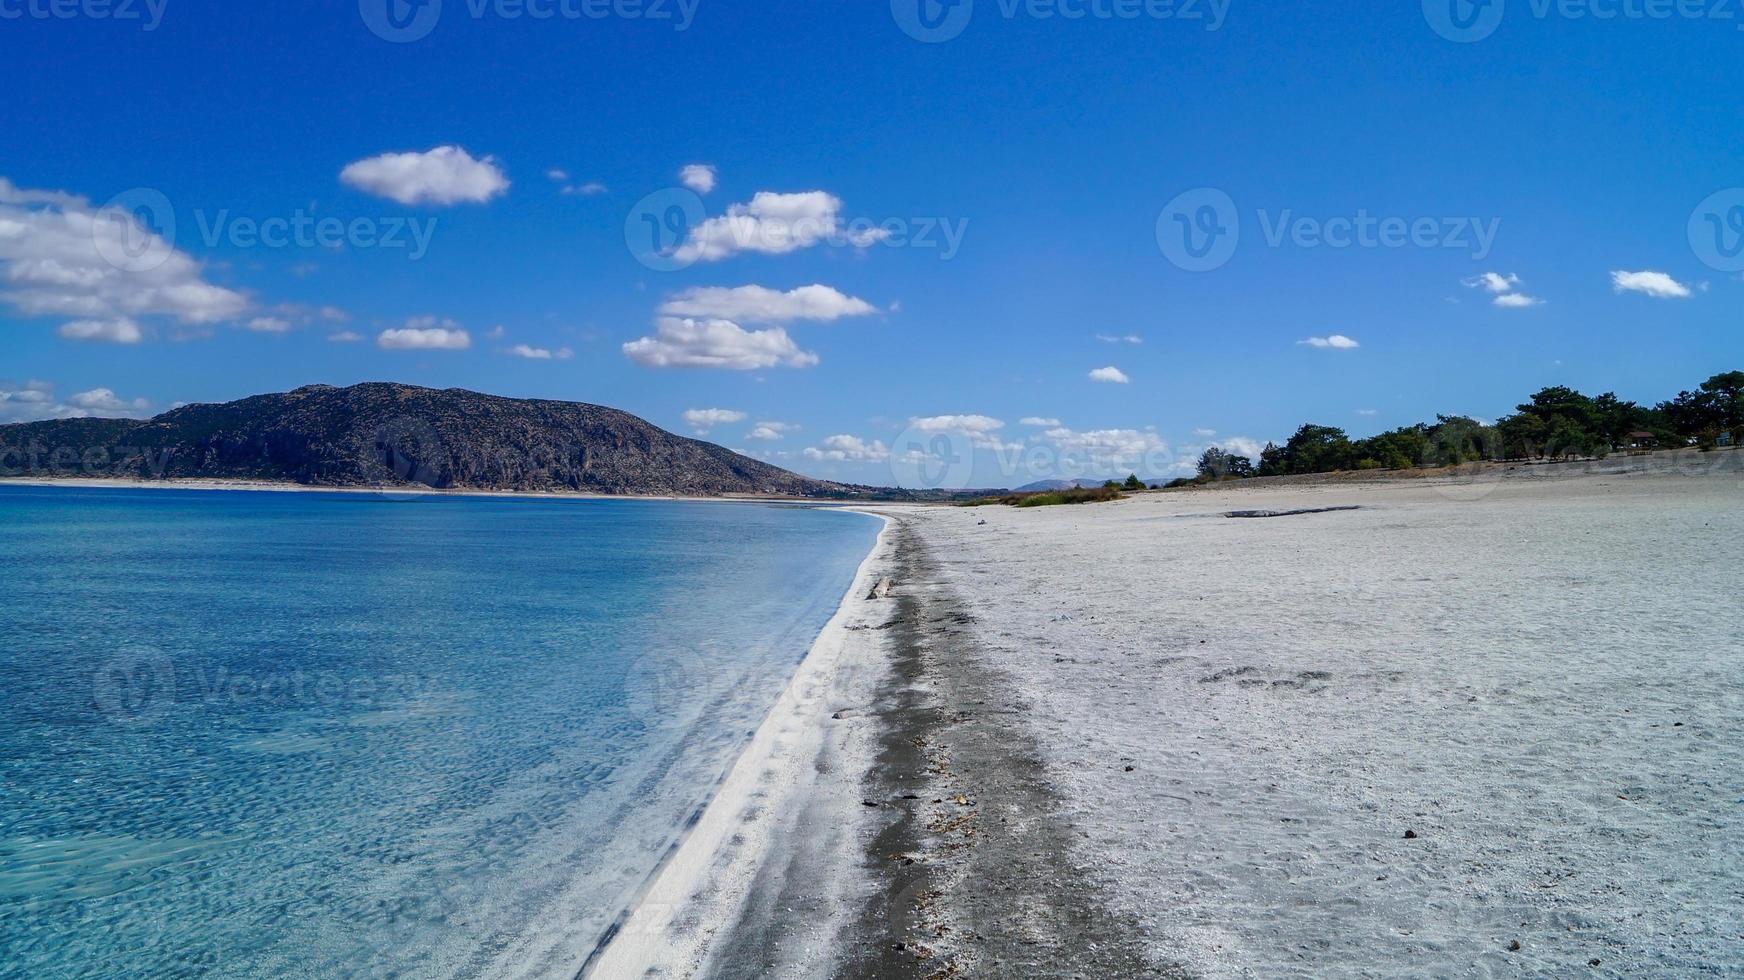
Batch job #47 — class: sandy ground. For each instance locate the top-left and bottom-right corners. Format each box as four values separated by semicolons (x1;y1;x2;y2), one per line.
868;455;1744;977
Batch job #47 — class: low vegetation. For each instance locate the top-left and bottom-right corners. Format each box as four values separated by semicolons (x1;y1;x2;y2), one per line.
961;485;1125;508
1177;371;1743;486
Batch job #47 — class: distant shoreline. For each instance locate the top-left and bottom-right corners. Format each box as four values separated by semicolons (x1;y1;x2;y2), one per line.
0;476;838;506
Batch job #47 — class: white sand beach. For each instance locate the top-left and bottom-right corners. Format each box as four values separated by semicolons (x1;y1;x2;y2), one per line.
602;453;1743;977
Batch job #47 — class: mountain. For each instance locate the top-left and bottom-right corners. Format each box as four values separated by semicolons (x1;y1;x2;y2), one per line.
1014;479;1112;492
0;383;844;498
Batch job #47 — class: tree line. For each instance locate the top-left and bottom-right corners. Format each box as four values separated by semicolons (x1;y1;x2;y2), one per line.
1187;370;1744;485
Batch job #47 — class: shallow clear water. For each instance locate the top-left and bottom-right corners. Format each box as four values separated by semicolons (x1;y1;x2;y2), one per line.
0;486;878;979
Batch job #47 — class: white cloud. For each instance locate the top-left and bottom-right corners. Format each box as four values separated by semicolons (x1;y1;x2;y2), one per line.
1610;269;1692;299
748;421;798;441
0;178;249;338
1021;417;1061;427
328;330;363;343
1298;335;1360;349
340;146;509;206
1193;427;1218;438
1463;272;1541;308
1492;293;1543;308
1356;409;1378;416
546;169;569;182
0;380;152;422
57;318;144;344
673;191;888;262
246;316;292;333
1040;426;1168;470
623;316;818;370
679;163;718;194
804;434;890;463
1089;365;1132;383
910;414;1004;435
658;284;877;323
1216;436;1264;460
682;408;747;435
561;181;608;197
1095;333;1143;344
378;317;471;350
506;343;573;360
1464;272;1520;294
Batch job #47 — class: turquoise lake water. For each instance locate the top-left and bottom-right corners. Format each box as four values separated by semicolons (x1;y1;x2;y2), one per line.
0;486;879;979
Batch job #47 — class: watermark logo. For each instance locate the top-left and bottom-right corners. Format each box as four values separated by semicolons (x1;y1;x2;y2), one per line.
1156;188;1240;272
0;0;168;30
625;187;708;271
1422;0;1505;42
1689;189;1744;273
1158;188;1502;271
893;0;1228;41
889;424;977;490
93;187;177;274
891;0;975;42
372;415;451;499
93;645;177;726
360;0;443;42
91;188;437;270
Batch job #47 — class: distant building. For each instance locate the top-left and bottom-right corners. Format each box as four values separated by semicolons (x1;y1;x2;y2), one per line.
1625;431;1658;454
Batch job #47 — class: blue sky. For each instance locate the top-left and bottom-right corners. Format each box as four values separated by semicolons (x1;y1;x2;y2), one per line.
2;0;1740;486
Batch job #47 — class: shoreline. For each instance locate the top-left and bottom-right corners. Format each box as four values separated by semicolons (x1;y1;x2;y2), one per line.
0;476;850;507
582;511;897;978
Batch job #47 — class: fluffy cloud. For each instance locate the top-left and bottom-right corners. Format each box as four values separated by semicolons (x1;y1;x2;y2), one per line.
1298;335;1360;349
340;146;509;206
1463;272;1541;307
680;163;718;194
0;178;249;340
804;434;890;463
0;380;152;422
246;316;293;333
622;317;818;370
506;343;573;360
658;284;877;323
1610;270;1692;299
1040;426;1168;469
1095;333;1143;344
328;330;364;343
57;318;144;344
1492;293;1543;308
682;408;747;434
1464;272;1520;294
1021;417;1061;427
672;191;888;262
1215;436;1265;460
1089;365;1132;383
747;421;798;441
378;317;471;350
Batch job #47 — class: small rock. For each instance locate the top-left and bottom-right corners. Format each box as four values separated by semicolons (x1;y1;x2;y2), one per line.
1589;959;1602;967
862;800;880;808
1404;829;1419;840
1509;940;1522;952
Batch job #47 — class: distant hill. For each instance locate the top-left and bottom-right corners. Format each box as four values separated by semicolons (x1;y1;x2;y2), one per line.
0;382;845;498
1014;479;1112;492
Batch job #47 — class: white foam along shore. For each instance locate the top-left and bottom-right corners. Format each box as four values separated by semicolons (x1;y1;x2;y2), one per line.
579;512;896;979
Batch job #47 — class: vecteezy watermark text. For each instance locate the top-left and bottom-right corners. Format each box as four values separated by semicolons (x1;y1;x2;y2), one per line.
892;0;1228;42
91;188;437;273
359;0;700;43
1155;187;1501;272
1424;0;1744;42
0;0;167;30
